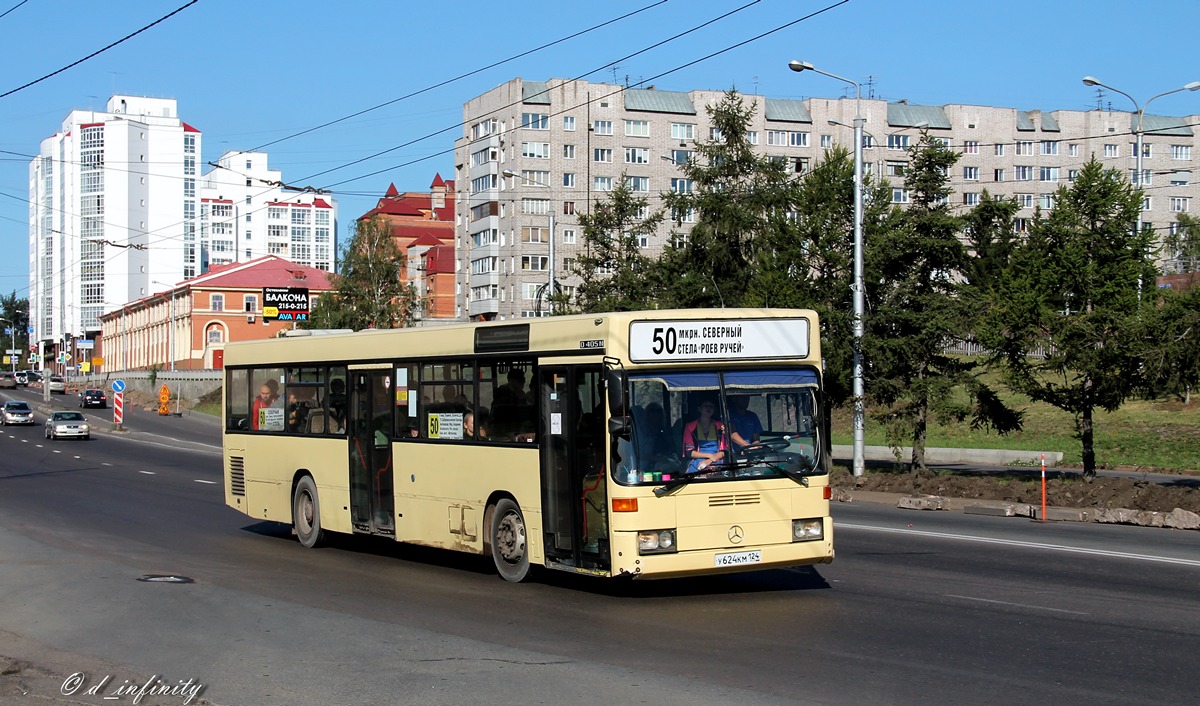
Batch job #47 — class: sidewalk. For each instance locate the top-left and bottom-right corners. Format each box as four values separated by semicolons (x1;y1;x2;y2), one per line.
833;444;1062;467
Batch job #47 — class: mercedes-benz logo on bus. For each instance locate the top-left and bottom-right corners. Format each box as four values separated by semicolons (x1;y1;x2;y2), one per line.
728;525;744;544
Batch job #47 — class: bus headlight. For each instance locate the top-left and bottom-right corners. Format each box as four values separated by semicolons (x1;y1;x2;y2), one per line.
792;518;823;541
638;529;677;554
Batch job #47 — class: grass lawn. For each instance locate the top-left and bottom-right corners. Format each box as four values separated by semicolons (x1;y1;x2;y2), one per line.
831;394;1200;472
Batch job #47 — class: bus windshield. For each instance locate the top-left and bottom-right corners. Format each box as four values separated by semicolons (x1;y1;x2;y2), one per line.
620;368;823;486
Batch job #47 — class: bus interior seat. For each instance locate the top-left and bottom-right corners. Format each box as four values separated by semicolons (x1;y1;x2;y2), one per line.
306;411;327;434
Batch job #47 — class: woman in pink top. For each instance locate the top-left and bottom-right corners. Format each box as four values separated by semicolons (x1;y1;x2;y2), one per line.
682;398;728;474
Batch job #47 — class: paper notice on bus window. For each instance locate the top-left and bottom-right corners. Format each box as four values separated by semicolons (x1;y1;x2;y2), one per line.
259;407;286;432
427;412;464;439
628;318;810;363
551;412;562;435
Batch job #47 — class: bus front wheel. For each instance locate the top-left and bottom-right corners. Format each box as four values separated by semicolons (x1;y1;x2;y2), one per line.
293;476;325;548
489;498;530;582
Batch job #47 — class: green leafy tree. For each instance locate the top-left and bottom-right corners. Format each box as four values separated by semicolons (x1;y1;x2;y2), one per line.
962;190;1020;295
302;216;420;330
980;159;1151;477
1142;285;1200;405
0;291;30;366
569;174;665;313
867;133;1020;471
659;90;793;308
1163;212;1200;273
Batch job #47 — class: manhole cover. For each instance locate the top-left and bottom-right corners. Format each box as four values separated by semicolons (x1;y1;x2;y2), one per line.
136;574;194;583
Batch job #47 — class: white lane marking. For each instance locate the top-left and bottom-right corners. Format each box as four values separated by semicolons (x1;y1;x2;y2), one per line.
944;594;1089;615
193;479;217;485
139;470;155;475
52;449;61;454
837;522;1200;567
102;462;112;466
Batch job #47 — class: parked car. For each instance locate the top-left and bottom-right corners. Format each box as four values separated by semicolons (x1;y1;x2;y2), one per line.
1;400;34;425
0;372;15;390
47;375;66;394
80;389;108;408
44;411;89;440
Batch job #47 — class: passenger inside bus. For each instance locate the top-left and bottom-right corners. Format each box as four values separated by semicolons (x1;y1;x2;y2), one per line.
464;411;487;439
633;401;675;471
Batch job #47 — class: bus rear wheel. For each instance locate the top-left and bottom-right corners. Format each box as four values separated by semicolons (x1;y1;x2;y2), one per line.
489;498;530;582
293;475;325;548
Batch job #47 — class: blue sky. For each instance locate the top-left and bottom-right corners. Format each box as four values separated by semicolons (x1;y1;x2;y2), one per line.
2;0;1198;299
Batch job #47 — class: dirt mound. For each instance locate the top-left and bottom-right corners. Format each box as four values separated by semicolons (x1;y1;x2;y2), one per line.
831;468;1200;514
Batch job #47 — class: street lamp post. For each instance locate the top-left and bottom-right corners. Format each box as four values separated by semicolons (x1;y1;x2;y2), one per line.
1081;76;1200;296
502;169;557;316
790;59;866;477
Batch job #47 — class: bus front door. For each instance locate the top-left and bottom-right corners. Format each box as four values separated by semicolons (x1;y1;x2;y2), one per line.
348;370;395;536
539;365;609;572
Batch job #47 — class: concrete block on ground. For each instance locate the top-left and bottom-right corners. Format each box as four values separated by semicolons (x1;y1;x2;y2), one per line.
831;488;854;503
1165;508;1200;530
897;495;946;511
1034;506;1090;522
1094;507;1199;529
964;503;1016;517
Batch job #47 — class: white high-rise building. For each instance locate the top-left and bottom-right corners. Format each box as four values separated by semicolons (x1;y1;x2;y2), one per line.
199;151;337;272
29;95;200;359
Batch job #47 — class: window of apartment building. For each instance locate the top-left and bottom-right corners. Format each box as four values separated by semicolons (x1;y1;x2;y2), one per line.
471;174;497;193
472;229;499;247
1104;144;1119;158
1015;166;1034;181
767;130;789;146
471;285;498;302
888;134;910;150
671;207;696;224
245;195;252;205
561;229;577;245
994;143;1006;156
563;116;575;131
521;142;550;159
268;206;285;220
1068;169;1080;182
592;120;613;135
1170;173;1190;186
594;176;613;191
1171;197;1189;212
521;256;549;271
790;131;809;147
184;156;196;176
291;209;310;225
624;119;650;137
1040;141;1059;156
963;140;979;154
1013;218;1029;233
471;119;496;139
1142;196;1152;211
1132;168;1152;185
521;113;549;130
521;198;551;215
593;147;613;163
1017;193;1034;208
522;226;548;243
1171;145;1191;160
963;192;980;206
268;224;286;239
1069;144;1080;157
669;149;691;165
563;201;575;215
790;157;809;174
624;147;650;164
563;144;575;159
625;176;650;192
184;134;195;153
709;127;724;141
892;188;909;204
520;170;549;187
470;257;497;275
1016;141;1035;156
245;213;252;222
244;294;258;313
1039;167;1059;182
994;168;1005;182
886;161;906;177
1040;194;1056;210
211;294;224;312
1132;142;1152;158
316;210;329;226
963;166;980;181
671;123;695;141
747;131;759;145
671;178;693;194
821;134;833;148
933;137;951;147
862;134;875;149
562;173;576;188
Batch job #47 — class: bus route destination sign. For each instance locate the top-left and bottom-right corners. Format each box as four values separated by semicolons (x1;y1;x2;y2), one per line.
262;287;310;322
628;318;810;363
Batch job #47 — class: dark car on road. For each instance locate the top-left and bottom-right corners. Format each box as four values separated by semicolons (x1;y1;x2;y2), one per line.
80;389;108;408
0;372;15;390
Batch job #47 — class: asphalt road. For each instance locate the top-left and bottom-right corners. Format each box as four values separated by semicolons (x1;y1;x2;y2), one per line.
0;398;1197;705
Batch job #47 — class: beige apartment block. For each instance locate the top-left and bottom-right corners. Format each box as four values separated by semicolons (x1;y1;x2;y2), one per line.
455;77;1198;321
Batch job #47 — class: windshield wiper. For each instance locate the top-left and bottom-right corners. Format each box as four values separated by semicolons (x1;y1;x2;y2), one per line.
652;467;724;497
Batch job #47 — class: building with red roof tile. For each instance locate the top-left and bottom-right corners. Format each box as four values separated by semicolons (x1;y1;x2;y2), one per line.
98;256;334;371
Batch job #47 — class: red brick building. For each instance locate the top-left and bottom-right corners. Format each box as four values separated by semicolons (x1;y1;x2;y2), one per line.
98;256;333;371
358;174;458;320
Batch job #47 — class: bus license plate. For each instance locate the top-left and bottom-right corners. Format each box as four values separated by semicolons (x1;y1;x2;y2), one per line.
714;550;761;567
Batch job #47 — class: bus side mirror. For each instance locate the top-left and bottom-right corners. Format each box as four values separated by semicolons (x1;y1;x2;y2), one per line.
606;369;627;416
608;415;632;440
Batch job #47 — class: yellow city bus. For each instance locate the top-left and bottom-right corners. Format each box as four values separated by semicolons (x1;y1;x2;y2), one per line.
222;309;833;581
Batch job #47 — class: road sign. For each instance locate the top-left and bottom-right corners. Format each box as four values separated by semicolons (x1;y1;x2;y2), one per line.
158;384;171;416
113;391;124;426
112;379;126;393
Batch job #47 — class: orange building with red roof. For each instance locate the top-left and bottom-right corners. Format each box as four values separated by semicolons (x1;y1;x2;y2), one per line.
98;256;334;371
358;174;458;320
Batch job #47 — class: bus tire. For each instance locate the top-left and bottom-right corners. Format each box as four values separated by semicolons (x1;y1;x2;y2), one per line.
489;498;530;582
293;475;325;548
